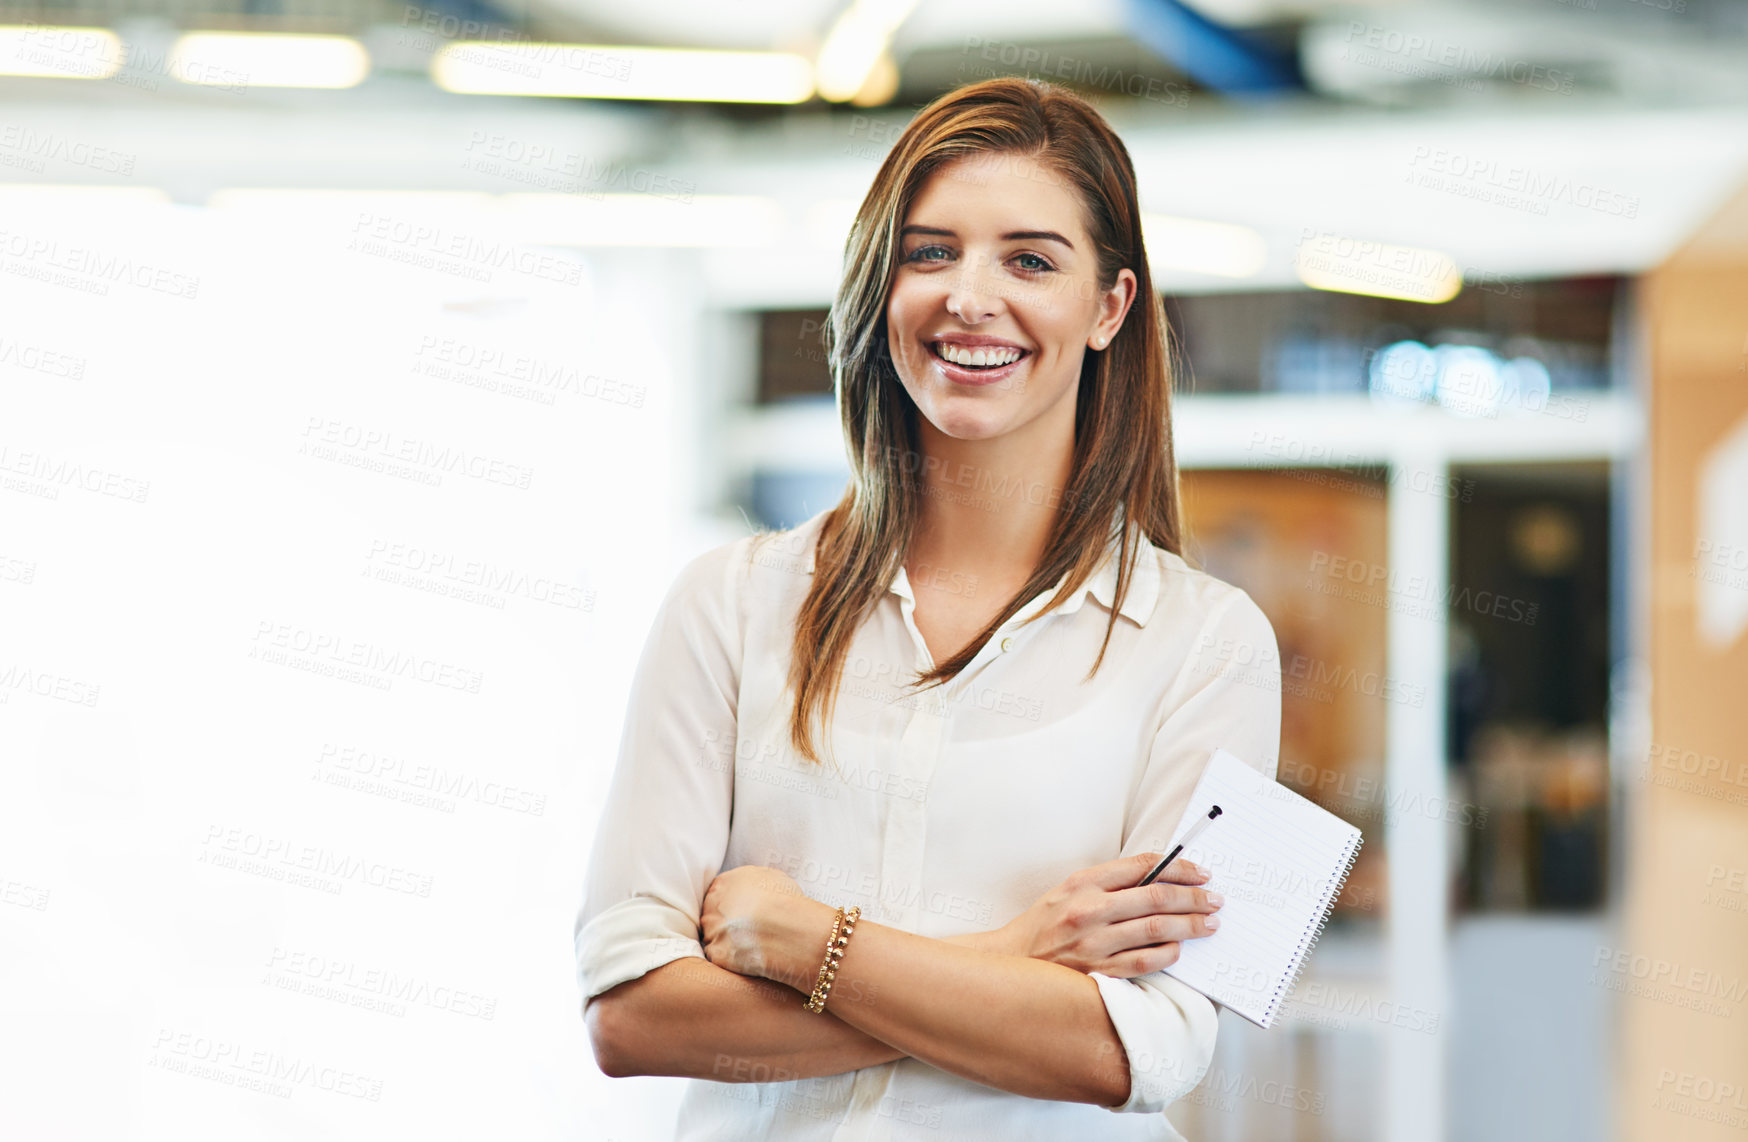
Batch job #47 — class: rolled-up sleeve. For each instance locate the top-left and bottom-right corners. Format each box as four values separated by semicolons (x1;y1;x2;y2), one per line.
574;539;746;1010
1093;585;1283;1114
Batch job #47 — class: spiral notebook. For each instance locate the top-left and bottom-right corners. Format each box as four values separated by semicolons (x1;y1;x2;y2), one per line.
1158;748;1363;1029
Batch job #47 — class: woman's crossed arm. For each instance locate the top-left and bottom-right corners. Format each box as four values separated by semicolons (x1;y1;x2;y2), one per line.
585;852;1222;1109
584;926;1001;1083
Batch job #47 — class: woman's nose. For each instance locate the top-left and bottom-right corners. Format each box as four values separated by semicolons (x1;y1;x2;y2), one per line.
945;250;1003;324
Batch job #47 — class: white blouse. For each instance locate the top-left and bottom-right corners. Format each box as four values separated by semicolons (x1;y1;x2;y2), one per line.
575;506;1282;1141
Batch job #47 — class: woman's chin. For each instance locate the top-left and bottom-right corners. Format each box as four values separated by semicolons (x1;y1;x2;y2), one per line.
921;405;1014;441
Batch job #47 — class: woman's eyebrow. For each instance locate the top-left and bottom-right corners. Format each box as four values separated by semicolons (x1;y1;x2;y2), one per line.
899;224;1075;250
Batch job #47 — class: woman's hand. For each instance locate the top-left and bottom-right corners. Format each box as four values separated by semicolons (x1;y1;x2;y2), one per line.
700;864;810;981
993;852;1224;978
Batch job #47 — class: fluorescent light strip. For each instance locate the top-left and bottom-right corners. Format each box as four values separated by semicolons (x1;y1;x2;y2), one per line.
0;24;121;78
1142;213;1267;278
1295;234;1461;303
205;188;783;247
431;43;813;102
171;32;369;89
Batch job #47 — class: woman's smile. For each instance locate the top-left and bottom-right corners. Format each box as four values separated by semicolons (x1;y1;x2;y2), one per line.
926;335;1032;386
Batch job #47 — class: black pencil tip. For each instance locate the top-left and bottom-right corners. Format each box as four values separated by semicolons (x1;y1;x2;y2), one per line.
1210;805;1223;817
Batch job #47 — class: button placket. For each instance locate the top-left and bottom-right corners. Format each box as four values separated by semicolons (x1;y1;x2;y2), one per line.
822;529;1133;1140
892;569;938;676
877;704;941;926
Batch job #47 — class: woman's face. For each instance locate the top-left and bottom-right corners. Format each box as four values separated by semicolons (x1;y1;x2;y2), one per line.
885;150;1135;445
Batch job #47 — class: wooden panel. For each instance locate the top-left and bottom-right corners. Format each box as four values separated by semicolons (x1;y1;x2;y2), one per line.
1181;468;1390;921
1622;182;1748;1142
758;309;833;402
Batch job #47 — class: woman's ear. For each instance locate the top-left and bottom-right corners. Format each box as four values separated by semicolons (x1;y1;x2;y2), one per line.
1094;268;1138;348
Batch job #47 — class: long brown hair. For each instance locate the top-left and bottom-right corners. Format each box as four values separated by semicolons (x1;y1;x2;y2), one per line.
768;76;1186;766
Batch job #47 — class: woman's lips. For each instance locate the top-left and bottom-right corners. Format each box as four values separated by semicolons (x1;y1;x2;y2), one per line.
927;341;1029;387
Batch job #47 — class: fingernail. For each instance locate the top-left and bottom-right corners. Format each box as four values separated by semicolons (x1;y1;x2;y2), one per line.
1204;914;1221;930
1206;892;1225;908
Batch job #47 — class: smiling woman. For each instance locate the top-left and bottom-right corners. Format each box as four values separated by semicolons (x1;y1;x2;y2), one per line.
575;77;1283;1141
890;156;1124;439
797;78;1182;731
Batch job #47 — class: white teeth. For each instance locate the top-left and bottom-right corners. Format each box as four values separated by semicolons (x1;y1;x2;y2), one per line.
934;343;1022;368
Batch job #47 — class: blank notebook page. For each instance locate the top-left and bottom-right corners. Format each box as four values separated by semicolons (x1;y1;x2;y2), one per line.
1159;747;1363;1028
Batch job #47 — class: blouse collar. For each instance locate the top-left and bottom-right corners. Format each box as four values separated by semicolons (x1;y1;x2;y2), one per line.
798;507;1160;628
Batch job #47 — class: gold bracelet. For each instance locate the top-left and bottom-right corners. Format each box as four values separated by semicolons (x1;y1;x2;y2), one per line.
803;904;862;1013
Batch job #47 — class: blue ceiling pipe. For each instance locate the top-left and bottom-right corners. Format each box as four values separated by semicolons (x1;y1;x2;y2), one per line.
1124;0;1306;96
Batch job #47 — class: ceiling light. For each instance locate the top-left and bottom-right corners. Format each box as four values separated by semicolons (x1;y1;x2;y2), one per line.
0;24;121;78
170;32;369;89
816;0;918;103
1295;232;1461;303
432;44;813;103
1142;214;1267;278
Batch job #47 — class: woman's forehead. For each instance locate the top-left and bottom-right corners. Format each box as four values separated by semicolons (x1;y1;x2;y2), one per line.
903;154;1086;235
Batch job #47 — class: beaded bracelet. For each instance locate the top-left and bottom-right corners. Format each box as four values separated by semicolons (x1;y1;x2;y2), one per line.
803;904;862;1013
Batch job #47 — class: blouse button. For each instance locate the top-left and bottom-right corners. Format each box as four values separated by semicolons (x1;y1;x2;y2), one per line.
1000;637;1012;652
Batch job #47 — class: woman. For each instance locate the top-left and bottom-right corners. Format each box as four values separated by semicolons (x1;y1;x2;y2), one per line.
575;76;1282;1140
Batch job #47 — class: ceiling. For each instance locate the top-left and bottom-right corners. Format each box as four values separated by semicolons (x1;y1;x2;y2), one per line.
2;0;1746;307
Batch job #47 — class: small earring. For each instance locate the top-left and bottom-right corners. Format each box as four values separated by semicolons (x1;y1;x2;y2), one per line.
1095;336;1106;348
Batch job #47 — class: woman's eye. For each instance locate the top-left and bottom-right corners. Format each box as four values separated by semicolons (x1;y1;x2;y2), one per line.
903;246;1053;272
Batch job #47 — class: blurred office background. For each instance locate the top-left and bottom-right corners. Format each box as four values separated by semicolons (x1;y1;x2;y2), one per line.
1;1;1745;1139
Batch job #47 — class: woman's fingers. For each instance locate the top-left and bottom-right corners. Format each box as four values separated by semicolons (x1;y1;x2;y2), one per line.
1102;908;1220;954
1148;857;1212;886
1088;905;1221;978
1098;942;1184;978
1082;852;1211;892
1006;852;1223;977
1103;880;1224;925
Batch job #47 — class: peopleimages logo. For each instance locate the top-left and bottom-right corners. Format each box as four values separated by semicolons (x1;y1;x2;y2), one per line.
0;444;149;502
148;1027;384;1101
1406;146;1638;218
264;946;497;1019
315;741;548;816
1307;551;1540;627
0;125;136;174
0;228;200;299
298;417;535;490
1589;945;1745;1018
199;825;436;898
1193;630;1427;709
1341;22;1576;94
250;620;485;694
1276;759;1489;828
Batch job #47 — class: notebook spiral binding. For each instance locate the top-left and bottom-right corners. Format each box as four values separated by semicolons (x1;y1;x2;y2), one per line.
1266;833;1365;1025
